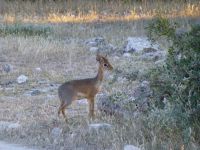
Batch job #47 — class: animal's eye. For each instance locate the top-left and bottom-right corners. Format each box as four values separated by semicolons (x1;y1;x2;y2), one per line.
104;64;108;67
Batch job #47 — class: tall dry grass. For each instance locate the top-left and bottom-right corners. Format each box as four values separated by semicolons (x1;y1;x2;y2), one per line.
0;1;200;150
0;0;200;23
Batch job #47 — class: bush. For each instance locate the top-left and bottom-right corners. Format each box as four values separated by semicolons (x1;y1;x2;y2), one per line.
0;24;51;37
146;16;200;146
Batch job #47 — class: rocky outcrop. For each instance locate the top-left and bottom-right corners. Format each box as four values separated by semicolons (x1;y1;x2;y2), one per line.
123;37;159;53
97;81;152;119
85;37;116;53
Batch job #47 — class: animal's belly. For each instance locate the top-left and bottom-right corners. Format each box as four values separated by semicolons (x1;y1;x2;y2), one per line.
77;92;87;100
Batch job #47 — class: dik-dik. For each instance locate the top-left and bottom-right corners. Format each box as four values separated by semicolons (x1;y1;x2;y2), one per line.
58;54;113;120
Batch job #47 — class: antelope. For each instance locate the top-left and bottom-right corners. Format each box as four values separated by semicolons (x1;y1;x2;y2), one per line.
58;54;113;120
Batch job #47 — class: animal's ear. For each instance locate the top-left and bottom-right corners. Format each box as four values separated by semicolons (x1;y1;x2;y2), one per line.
96;53;101;61
96;52;101;61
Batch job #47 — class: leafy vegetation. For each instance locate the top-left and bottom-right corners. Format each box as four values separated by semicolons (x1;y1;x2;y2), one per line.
146;16;200;147
0;24;51;37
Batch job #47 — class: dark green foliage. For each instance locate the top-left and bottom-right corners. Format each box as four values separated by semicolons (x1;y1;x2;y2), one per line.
146;16;200;145
0;24;51;37
124;70;139;81
146;16;177;43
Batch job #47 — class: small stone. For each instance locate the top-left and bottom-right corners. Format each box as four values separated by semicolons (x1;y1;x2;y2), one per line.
77;99;88;105
38;80;47;84
155;59;165;66
86;41;97;47
94;37;105;43
35;67;42;72
123;53;131;57
124;145;140;150
85;37;105;47
31;89;41;96
143;47;157;53
141;80;149;87
8;123;21;129
117;77;127;83
89;123;112;133
51;127;62;138
0;121;20;131
140;51;164;62
108;43;115;50
17;75;28;84
0;122;10;130
2;64;13;73
89;47;99;52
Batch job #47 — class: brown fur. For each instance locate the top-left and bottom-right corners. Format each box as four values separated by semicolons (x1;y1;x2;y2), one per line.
58;54;113;120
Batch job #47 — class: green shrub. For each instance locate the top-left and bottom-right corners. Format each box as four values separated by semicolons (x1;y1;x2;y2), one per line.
146;16;200;145
0;24;51;37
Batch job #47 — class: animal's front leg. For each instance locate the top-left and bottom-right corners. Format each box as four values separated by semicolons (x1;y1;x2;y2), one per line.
88;97;95;119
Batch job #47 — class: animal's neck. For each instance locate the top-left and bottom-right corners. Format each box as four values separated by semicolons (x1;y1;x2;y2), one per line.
95;65;104;82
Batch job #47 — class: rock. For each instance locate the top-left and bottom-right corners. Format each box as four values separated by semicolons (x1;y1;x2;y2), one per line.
30;89;41;96
89;123;112;134
93;37;105;43
97;81;152;119
129;81;152;112
155;59;165;66
89;47;99;52
40;84;59;92
132;81;151;99
0;121;20;131
76;99;88;105
142;47;157;53
86;41;97;47
124;145;140;150
85;37;105;47
51;127;62;138
0;141;36;150
8;123;21;129
35;67;42;72
2;64;13;73
89;123;112;130
123;53;132;57
0;122;11;131
123;37;159;53
108;43;116;50
85;37;115;53
117;77;128;83
17;75;28;84
0;80;14;86
24;84;59;96
97;94;123;117
38;79;48;84
140;51;164;61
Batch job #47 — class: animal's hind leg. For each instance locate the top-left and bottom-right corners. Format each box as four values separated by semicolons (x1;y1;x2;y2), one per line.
58;92;75;122
58;102;68;118
58;101;64;117
61;103;67;118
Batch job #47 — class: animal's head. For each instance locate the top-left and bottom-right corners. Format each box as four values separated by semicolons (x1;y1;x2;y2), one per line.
96;53;113;71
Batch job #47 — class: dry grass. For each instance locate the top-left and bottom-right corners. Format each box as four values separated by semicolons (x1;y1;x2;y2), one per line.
0;0;200;23
0;0;200;149
0;27;153;149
